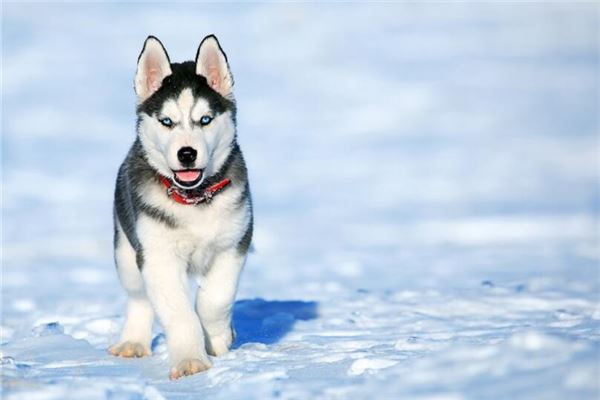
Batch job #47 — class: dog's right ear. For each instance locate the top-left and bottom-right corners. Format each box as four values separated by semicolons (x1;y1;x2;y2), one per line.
135;36;172;103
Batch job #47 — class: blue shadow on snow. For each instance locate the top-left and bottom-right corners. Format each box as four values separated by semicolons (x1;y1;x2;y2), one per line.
232;298;318;347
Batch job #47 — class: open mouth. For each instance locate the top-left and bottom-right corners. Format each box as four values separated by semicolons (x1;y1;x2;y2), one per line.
172;169;203;188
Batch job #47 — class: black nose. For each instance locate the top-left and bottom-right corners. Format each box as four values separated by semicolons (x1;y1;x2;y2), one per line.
177;147;197;165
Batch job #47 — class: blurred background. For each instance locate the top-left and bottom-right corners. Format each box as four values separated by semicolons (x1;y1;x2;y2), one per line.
1;2;598;397
3;2;597;297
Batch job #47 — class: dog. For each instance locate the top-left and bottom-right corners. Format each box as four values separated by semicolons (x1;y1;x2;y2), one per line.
109;35;253;380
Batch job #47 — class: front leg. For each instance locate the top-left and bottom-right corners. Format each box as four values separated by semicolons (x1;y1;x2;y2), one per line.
110;220;154;358
196;249;246;356
139;218;211;379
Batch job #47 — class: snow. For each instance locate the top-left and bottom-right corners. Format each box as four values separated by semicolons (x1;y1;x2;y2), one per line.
2;2;599;399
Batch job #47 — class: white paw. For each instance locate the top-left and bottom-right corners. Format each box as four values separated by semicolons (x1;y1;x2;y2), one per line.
169;358;211;380
109;341;151;358
206;328;234;356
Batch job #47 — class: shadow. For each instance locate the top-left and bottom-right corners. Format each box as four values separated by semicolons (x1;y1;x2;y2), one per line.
232;298;319;348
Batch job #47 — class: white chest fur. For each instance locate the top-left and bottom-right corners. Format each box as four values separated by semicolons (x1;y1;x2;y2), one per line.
136;179;251;276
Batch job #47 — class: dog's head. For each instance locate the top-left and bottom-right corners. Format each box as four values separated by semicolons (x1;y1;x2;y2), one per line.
134;35;236;189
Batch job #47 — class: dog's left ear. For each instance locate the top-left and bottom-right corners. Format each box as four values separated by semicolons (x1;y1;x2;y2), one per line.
195;35;234;97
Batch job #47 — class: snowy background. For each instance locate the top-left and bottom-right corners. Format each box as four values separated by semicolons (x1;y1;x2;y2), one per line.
2;2;599;399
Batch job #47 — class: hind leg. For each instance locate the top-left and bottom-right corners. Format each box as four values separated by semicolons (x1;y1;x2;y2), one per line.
109;220;154;358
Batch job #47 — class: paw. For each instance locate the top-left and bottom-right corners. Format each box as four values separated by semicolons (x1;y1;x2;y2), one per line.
169;358;211;380
206;328;234;357
109;341;151;358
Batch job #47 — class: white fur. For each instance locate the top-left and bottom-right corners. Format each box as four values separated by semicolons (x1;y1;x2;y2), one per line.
137;213;209;366
114;139;250;370
114;168;250;368
133;172;250;367
196;248;245;356
113;220;154;353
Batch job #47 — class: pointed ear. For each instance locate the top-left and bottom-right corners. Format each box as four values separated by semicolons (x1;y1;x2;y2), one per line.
135;36;172;103
195;35;234;97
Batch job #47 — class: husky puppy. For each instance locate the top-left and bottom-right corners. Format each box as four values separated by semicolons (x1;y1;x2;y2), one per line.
109;35;252;380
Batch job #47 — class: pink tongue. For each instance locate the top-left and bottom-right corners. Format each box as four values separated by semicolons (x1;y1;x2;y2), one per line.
175;170;201;182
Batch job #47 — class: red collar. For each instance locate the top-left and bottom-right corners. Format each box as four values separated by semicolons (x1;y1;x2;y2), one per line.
159;175;232;205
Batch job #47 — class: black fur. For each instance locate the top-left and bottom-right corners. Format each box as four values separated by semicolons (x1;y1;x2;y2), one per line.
237;217;253;254
138;61;236;124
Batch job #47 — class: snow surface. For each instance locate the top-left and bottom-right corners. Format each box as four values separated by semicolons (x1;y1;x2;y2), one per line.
2;3;599;399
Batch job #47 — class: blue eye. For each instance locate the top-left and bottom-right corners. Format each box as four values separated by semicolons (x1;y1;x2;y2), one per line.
200;115;213;126
159;117;173;127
